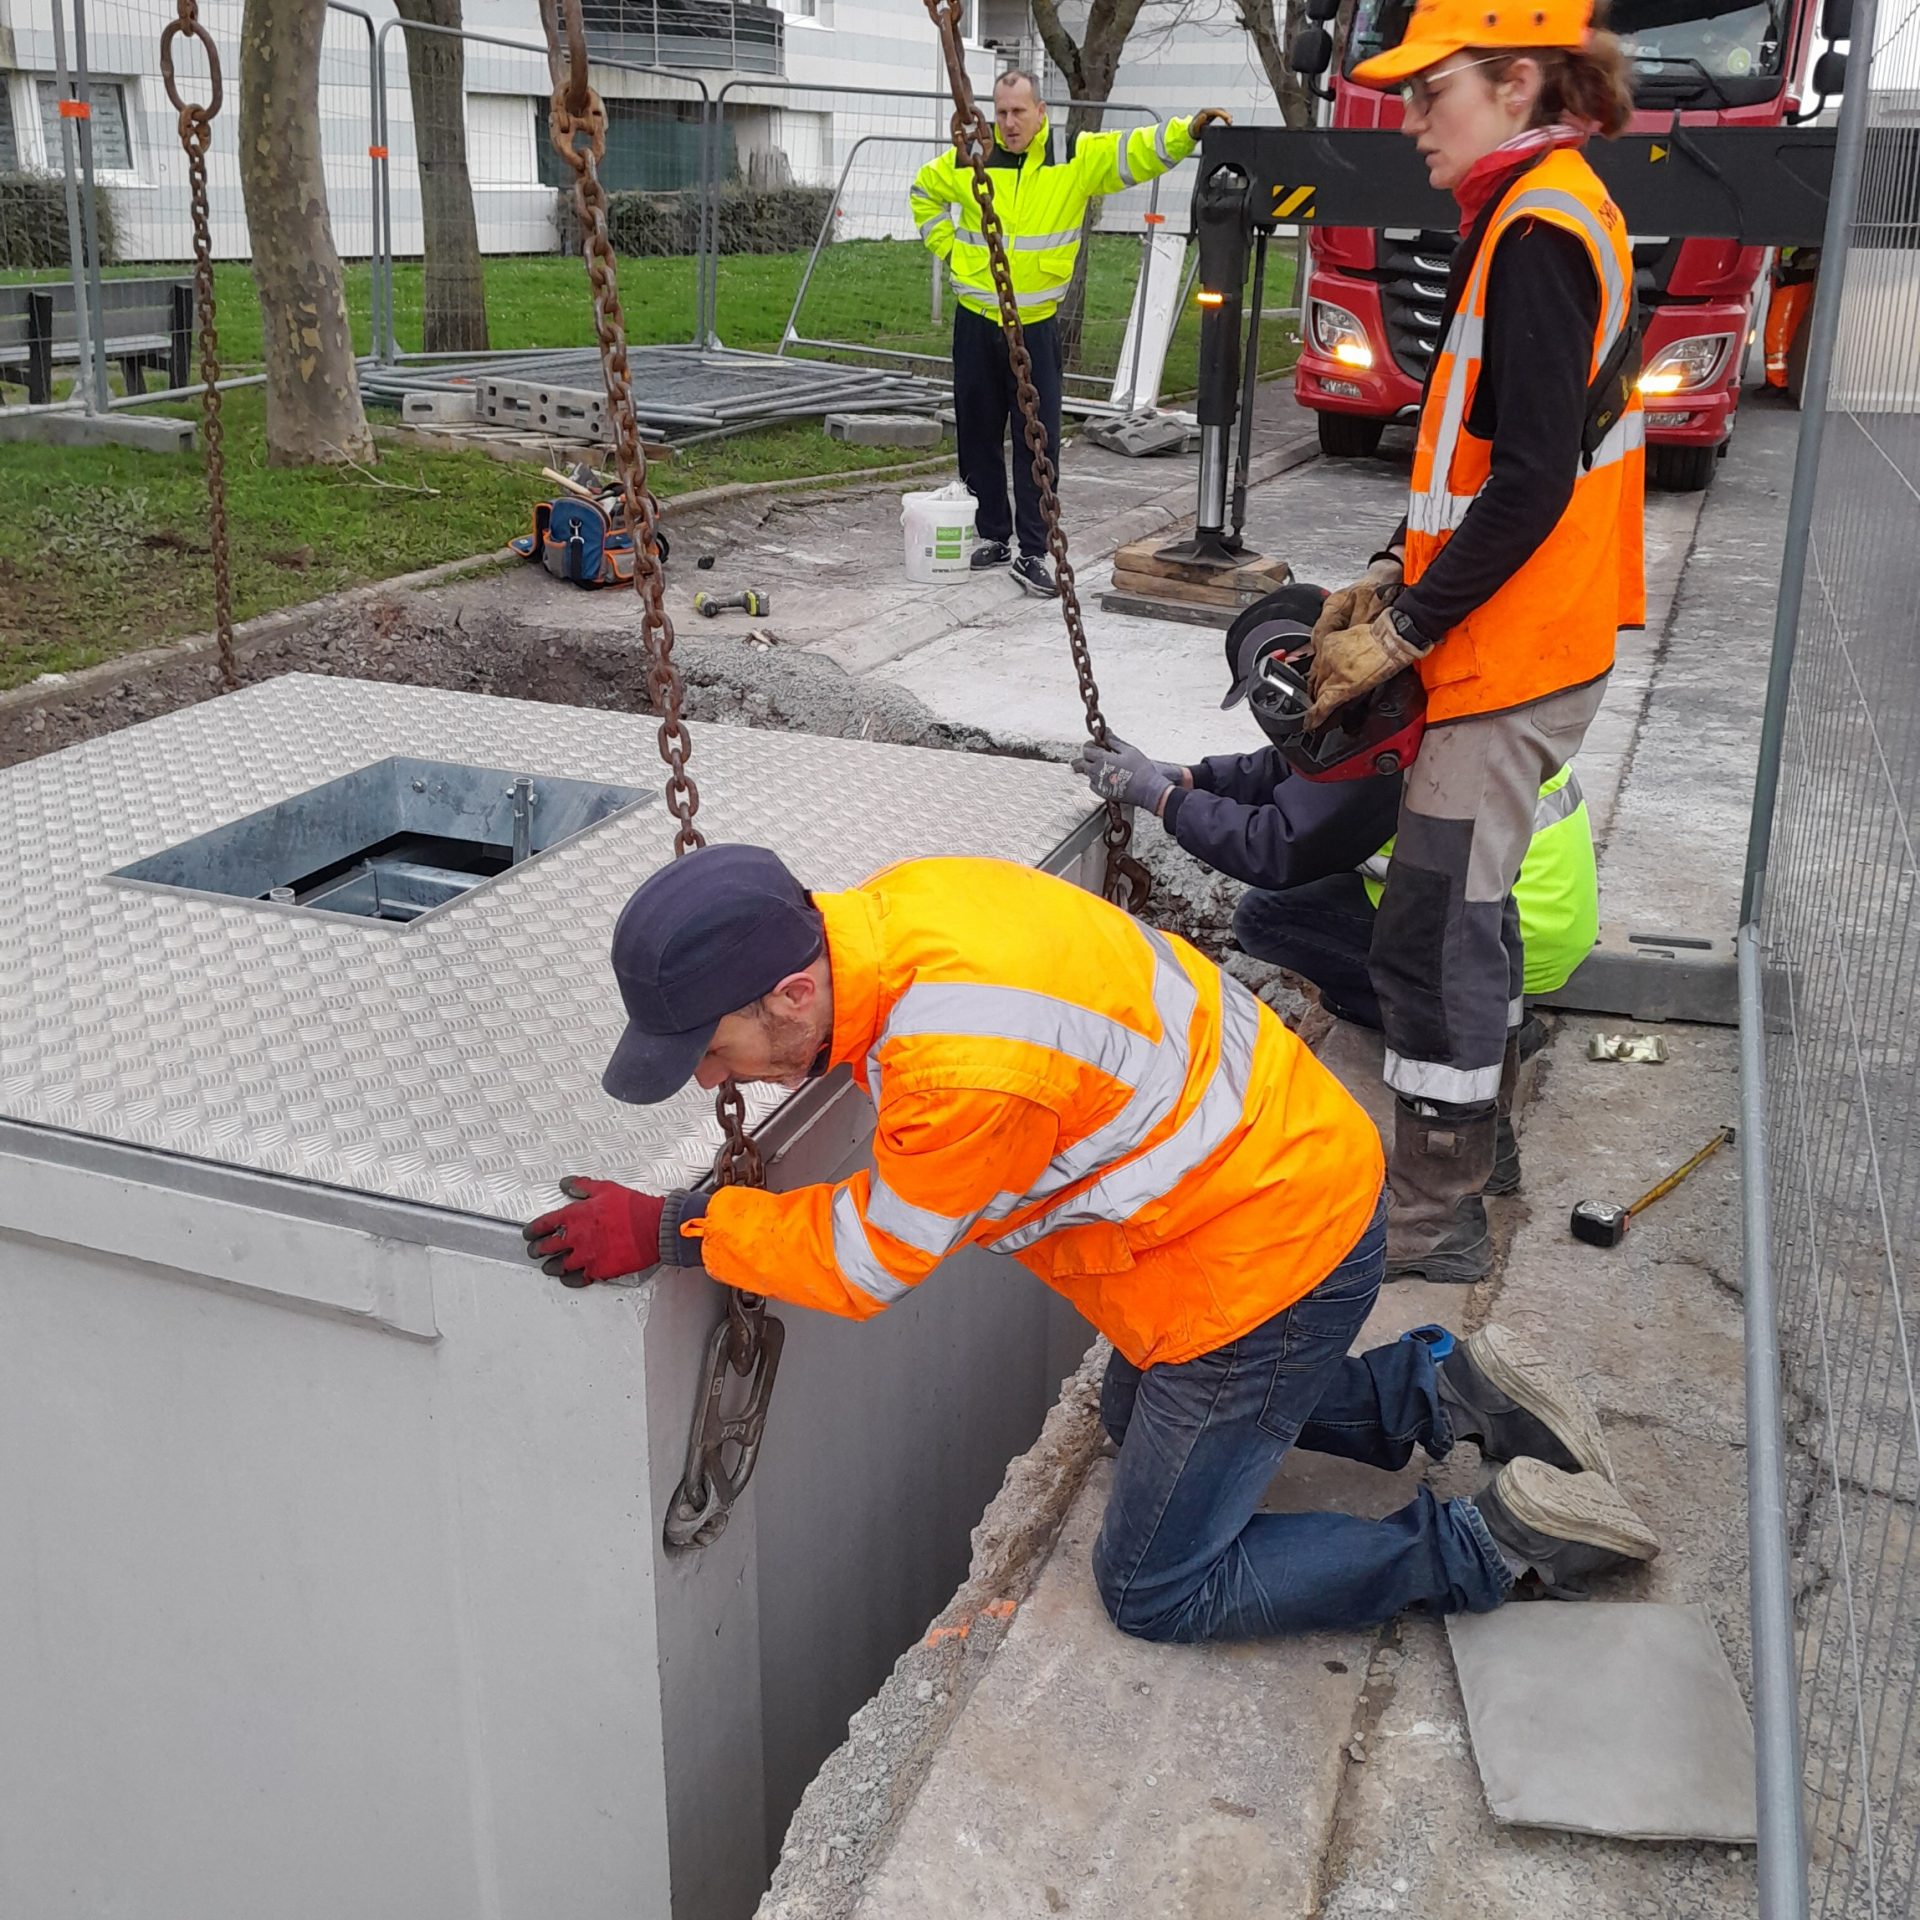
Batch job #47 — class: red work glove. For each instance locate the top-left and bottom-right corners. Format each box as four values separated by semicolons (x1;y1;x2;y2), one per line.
523;1175;666;1287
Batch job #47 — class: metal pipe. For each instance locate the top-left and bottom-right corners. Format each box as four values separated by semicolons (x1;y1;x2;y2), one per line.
1737;923;1812;1920
69;0;112;412
110;371;266;409
1738;0;1878;929
47;0;99;416
1197;423;1228;528
326;3;383;365
1231;227;1268;542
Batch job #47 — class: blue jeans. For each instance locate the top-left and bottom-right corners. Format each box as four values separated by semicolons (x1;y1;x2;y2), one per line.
1232;872;1384;1029
1092;1194;1512;1642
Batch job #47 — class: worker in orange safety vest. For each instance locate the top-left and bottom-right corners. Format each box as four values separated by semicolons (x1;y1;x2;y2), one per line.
523;846;1658;1639
1308;0;1646;1285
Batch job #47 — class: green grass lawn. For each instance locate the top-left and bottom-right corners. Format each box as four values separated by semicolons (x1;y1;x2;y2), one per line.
0;235;1297;686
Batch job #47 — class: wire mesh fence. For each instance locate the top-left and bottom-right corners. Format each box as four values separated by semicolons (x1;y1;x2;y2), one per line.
708;79;1176;395
1743;0;1920;1911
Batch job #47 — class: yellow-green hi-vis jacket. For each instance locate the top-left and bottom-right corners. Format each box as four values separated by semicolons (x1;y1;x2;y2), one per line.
909;114;1199;326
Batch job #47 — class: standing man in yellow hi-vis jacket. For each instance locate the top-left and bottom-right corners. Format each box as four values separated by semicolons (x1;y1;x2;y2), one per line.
908;71;1223;598
524;846;1660;1641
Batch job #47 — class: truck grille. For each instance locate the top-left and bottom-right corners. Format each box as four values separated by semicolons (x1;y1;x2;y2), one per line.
1377;229;1455;381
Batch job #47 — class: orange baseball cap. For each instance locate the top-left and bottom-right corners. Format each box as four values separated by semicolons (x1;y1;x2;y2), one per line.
1350;0;1593;85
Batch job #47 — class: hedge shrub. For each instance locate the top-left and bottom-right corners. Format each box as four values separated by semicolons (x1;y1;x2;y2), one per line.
0;170;117;269
557;184;835;259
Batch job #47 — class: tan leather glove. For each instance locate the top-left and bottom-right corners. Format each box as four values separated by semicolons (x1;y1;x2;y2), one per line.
1305;609;1428;730
1189;108;1233;132
1312;555;1403;647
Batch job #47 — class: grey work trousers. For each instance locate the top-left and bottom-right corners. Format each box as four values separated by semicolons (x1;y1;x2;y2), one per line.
1369;676;1608;1108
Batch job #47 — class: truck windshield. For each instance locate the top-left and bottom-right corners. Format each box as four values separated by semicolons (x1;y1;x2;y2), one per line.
1344;0;1787;86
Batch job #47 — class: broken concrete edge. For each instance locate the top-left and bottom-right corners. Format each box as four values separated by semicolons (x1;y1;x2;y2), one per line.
755;1340;1111;1920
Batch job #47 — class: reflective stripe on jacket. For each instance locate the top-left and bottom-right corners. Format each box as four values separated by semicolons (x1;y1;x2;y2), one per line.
688;856;1383;1369
1404;148;1646;725
1361;766;1598;994
908;115;1197;326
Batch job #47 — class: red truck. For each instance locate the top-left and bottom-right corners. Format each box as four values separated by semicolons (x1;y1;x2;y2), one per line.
1292;0;1825;488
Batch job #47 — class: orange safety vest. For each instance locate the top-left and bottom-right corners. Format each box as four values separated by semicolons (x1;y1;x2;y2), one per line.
685;857;1384;1369
1404;148;1645;726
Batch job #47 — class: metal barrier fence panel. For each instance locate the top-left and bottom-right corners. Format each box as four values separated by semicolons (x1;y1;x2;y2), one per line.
0;0;376;408
374;16;711;363
1745;0;1920;1910
709;79;1177;393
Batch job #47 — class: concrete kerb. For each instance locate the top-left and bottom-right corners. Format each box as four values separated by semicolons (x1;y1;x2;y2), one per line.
757;1343;1110;1920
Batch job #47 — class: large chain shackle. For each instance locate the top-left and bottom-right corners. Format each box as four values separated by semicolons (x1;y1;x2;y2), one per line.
919;1;1150;913
540;0;782;1553
160;0;235;692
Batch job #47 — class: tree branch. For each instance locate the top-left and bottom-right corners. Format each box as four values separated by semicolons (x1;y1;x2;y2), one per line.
1028;0;1086;98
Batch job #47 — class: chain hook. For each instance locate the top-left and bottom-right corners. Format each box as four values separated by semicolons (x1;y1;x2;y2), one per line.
159;0;233;690
544;31;783;1550
918;0;1149;916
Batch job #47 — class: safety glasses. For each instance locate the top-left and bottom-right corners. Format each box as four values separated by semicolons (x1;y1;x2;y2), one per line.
1399;55;1507;112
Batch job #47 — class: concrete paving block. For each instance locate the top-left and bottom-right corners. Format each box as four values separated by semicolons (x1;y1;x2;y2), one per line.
1447;1604;1757;1843
825;412;945;449
400;390;477;426
0;410;194;453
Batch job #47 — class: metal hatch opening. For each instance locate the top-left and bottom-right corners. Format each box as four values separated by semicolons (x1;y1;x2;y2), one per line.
110;756;652;925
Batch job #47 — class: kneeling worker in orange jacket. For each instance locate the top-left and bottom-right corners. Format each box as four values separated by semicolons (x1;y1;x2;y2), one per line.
525;846;1656;1637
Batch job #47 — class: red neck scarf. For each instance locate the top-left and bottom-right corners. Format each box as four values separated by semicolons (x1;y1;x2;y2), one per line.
1453;122;1592;227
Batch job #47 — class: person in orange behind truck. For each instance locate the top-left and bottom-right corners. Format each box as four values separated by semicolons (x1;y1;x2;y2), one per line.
523;845;1658;1638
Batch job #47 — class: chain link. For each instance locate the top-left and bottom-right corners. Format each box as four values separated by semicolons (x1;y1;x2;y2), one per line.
921;1;1151;913
541;0;779;1552
160;0;235;693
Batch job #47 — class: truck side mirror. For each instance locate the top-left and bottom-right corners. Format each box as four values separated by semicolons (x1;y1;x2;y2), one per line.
1290;25;1334;76
1306;0;1342;22
1821;0;1852;41
1811;47;1849;94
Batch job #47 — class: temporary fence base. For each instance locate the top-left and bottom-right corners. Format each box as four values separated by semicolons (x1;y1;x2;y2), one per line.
0;407;194;453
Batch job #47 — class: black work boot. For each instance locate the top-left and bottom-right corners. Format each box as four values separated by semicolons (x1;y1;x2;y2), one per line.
1475;1457;1659;1599
1436;1324;1615;1478
1384;1097;1497;1284
1486;1031;1524;1196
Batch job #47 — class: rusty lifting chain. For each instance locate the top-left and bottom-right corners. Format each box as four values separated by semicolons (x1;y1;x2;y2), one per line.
159;0;236;692
541;0;783;1554
920;0;1151;914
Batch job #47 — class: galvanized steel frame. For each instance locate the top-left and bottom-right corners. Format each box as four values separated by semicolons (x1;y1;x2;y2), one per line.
1736;0;1912;1911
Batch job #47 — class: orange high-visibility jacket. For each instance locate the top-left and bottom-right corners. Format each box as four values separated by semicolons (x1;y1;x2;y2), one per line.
683;857;1384;1369
1404;148;1646;725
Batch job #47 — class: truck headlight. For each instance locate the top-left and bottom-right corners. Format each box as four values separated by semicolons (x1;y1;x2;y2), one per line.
1312;301;1374;370
1639;334;1732;395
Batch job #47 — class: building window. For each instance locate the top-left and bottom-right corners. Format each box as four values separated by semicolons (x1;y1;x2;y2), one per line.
36;78;134;173
0;83;19;171
466;93;539;185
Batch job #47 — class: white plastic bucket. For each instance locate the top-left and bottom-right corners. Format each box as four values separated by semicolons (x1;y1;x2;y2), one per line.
900;483;977;582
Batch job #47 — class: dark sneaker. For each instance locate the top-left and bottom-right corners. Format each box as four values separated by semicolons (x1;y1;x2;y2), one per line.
1012;553;1059;597
1476;1457;1659;1598
970;540;1012;571
1436;1323;1615;1479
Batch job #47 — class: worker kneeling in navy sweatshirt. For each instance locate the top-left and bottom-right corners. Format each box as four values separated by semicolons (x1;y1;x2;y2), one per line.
1073;584;1598;1197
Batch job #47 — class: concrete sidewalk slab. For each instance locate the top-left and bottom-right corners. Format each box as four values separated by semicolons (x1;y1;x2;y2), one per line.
1447;1604;1757;1843
846;1464;1370;1920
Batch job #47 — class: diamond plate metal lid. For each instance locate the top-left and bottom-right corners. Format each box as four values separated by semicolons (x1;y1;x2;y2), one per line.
0;676;1097;1221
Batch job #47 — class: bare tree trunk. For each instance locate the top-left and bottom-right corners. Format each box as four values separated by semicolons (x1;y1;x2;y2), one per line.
1032;0;1149;372
239;0;373;466
1234;0;1334;128
394;0;488;353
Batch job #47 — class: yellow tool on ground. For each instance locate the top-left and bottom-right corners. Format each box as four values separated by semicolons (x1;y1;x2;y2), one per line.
693;588;770;618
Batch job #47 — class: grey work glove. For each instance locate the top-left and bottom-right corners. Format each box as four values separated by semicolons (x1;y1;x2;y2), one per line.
1071;736;1185;813
1312;555;1403;648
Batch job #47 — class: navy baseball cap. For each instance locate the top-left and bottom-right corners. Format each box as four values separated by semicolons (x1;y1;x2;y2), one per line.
602;844;824;1105
1221;582;1328;709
